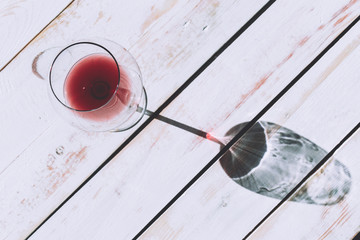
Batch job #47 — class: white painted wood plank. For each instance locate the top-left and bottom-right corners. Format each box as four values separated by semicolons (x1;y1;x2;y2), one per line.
139;17;360;240
29;0;360;239
0;0;266;239
0;0;73;70
249;129;360;240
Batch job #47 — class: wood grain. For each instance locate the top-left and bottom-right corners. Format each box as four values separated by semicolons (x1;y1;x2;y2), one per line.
248;129;360;240
0;0;73;71
139;14;360;240
28;0;360;239
0;0;266;239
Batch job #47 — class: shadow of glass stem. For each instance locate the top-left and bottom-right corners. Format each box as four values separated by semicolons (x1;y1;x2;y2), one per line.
219;121;351;205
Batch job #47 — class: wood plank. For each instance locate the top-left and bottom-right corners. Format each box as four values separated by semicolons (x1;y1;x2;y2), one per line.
0;0;73;70
0;0;267;239
28;0;360;239
248;127;360;240
138;16;360;239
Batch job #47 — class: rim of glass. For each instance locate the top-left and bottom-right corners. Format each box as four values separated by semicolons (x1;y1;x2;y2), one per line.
49;41;121;112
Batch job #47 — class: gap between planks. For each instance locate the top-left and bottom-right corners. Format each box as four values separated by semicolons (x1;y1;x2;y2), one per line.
0;0;75;72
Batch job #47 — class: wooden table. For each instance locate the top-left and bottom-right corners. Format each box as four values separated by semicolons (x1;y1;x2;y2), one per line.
1;0;360;239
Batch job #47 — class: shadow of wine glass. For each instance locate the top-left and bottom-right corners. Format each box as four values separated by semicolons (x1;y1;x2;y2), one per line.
219;121;351;205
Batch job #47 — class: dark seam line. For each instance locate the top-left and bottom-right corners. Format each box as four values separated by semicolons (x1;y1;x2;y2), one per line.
244;122;360;239
25;1;275;239
0;0;75;72
353;231;360;240
134;13;360;240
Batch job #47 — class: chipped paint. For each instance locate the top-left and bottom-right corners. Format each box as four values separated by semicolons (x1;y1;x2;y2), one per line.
45;146;87;197
141;215;185;239
334;13;350;26
331;0;357;21
209;0;219;16
273;36;360;130
237;72;272;109
220;73;272;123
93;188;102;199
94;11;104;24
298;36;310;47
315;37;360;85
318;24;325;30
0;0;26;17
321;206;331;220
141;0;179;33
318;202;351;240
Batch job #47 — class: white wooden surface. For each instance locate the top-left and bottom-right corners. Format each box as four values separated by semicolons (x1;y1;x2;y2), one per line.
249;129;360;240
28;0;360;239
139;16;360;240
0;0;267;239
142;13;360;239
0;0;73;70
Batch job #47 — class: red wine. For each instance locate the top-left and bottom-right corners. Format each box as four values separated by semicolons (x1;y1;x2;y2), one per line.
65;54;131;121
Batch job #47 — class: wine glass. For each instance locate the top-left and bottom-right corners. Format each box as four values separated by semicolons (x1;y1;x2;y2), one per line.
39;39;147;132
